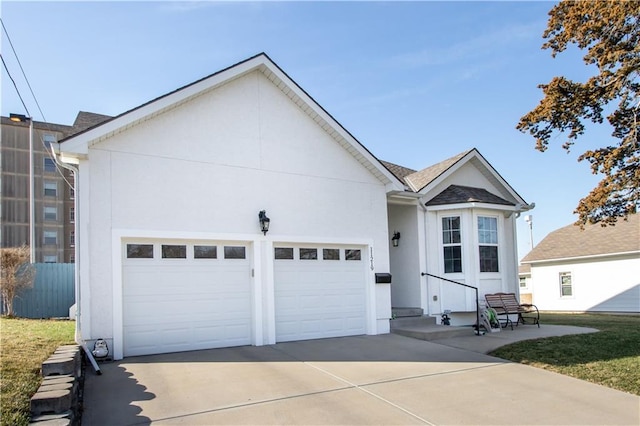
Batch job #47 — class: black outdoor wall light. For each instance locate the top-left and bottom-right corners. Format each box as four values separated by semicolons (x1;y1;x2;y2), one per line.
392;231;401;247
259;210;270;235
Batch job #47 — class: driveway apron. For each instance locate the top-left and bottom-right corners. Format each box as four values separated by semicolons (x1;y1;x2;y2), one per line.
82;334;640;425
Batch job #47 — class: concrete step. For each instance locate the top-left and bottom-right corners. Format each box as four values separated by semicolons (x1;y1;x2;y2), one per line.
392;307;424;318
390;315;436;329
391;324;475;341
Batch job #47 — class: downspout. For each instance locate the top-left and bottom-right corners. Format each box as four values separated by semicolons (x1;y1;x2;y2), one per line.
50;145;81;342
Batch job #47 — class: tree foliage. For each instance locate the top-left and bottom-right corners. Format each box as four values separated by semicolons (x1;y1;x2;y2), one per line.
517;0;640;226
0;246;35;317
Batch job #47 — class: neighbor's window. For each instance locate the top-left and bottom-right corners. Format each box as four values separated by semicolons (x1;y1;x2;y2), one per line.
194;245;217;259
44;206;57;221
519;276;527;288
43;230;57;245
162;245;186;259
560;272;573;297
442;216;462;273
274;247;294;260
323;248;340;260
43;255;57;263
43;134;56;149
299;248;318;260
70;207;75;222
224;246;246;259
44;181;57;197
69;230;75;247
43;157;56;172
478;216;499;272
345;249;361;261
127;244;153;259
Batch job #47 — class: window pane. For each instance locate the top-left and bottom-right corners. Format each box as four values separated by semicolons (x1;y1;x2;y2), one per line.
44;181;57;197
44;231;57;245
443;246;462;273
299;248;318;260
224;246;246;259
70;208;75;222
43;134;56;148
44;158;56;172
274;247;293;260
162;245;186;259
44;206;57;221
345;249;361;261
43;255;57;263
442;217;461;244
194;245;217;259
323;248;340;260
127;244;153;258
560;272;572;296
479;246;499;272
478;217;497;244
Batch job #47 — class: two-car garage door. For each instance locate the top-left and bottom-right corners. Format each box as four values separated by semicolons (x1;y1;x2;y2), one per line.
122;241;368;356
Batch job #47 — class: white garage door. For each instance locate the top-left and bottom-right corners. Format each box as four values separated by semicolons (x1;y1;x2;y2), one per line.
274;245;367;342
122;242;252;357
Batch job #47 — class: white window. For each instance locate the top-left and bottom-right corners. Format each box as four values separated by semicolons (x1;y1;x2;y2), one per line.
44;231;57;245
69;207;75;222
442;216;462;273
70;230;75;247
44;181;57;197
560;272;573;297
44;206;57;221
69;187;75;199
43;255;57;263
478;216;499;272
519;276;527;288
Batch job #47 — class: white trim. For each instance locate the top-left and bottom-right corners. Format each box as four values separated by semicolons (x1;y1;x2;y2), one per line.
522;250;640;265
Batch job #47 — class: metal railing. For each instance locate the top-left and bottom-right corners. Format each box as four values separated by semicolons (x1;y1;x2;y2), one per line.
421;272;481;336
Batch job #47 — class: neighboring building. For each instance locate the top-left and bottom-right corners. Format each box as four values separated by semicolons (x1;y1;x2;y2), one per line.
521;214;640;313
1;112;110;263
56;53;532;359
518;263;533;304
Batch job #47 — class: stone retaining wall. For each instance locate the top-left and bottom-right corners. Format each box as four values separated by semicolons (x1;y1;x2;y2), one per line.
30;345;83;425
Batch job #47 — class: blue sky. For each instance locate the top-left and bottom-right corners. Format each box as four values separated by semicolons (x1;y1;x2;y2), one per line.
1;1;607;260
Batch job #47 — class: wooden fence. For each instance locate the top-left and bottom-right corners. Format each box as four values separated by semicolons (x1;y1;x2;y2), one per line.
1;263;75;318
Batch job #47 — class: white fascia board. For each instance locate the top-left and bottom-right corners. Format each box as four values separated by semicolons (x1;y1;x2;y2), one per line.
417;150;476;196
522;250;640;265
60;56;269;155
387;191;421;205
470;152;528;205
263;62;404;191
424;202;515;212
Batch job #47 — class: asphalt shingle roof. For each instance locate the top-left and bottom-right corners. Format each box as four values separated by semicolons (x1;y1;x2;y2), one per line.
522;214;640;262
405;150;471;192
425;184;514;207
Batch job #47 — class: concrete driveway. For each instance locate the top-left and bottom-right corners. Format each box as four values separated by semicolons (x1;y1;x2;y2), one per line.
82;333;639;425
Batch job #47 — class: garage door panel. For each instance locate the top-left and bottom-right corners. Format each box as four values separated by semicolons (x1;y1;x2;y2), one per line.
275;245;367;343
123;242;252;357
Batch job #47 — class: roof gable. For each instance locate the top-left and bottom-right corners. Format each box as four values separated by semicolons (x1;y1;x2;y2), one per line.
59;53;404;191
522;214;640;263
405;150;470;192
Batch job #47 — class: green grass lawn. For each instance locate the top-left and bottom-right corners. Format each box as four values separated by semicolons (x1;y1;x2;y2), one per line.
0;317;75;426
490;313;640;396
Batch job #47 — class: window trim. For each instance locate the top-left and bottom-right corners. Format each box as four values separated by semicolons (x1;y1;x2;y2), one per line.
441;215;462;273
559;271;573;298
477;215;500;273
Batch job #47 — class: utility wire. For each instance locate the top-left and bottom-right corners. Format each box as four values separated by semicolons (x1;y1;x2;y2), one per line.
1;18;74;190
0;53;31;116
1;18;46;122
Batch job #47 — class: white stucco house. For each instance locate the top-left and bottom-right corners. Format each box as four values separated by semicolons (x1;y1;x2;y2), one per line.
521;214;640;313
55;53;532;359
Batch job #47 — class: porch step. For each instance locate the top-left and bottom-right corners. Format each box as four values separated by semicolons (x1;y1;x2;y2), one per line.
392;307;424;318
391;322;474;341
390;315;436;329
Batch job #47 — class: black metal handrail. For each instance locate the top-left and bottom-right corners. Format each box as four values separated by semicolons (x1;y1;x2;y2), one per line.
421;272;481;336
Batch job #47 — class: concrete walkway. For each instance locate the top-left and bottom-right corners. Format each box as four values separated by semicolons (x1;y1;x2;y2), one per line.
82;328;639;425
